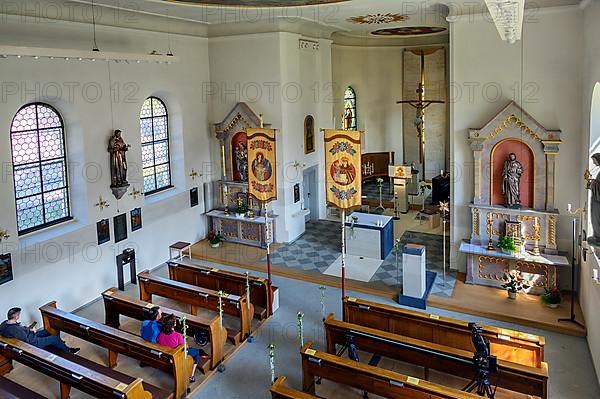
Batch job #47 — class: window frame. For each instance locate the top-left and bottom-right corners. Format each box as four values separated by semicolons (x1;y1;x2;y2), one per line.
10;102;72;236
140;96;172;196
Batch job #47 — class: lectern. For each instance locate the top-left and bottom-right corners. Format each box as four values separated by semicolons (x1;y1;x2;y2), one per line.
389;165;413;214
116;248;136;291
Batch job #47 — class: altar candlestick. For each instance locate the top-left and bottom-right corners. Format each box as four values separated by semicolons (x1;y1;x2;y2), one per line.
486;213;495;251
259;113;264;128
531;217;541;256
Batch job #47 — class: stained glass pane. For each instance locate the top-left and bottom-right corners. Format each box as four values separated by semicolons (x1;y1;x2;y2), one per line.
140;98;153;118
343;86;357;130
10;103;70;234
152;98;167;116
14;165;41;198
11;131;40;165
139;97;171;194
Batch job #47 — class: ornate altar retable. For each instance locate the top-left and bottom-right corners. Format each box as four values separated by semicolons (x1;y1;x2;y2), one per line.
207;103;276;249
459;102;570;294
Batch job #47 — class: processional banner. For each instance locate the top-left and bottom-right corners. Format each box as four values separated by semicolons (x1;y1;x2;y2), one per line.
323;129;362;209
246;128;277;202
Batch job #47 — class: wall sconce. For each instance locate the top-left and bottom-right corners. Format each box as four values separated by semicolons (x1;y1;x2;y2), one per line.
129;187;143;200
292;161;306;170
189;169;200;180
0;228;10;243
95;196;110;211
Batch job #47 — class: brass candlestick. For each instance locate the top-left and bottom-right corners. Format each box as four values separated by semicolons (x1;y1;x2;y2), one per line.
486;213;495;250
531;217;541;256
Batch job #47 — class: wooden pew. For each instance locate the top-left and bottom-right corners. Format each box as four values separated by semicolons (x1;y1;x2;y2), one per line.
39;302;193;399
324;314;549;399
0;337;153;399
0;375;48;399
301;342;480;399
270;376;318;399
102;287;229;369
168;257;272;319
343;296;545;367
138;270;253;339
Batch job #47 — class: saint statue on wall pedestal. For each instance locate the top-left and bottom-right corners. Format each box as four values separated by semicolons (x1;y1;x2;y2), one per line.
587;153;600;244
502;152;524;209
108;129;131;199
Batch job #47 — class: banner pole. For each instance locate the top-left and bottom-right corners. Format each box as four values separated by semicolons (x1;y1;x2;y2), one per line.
264;200;273;314
341;208;346;301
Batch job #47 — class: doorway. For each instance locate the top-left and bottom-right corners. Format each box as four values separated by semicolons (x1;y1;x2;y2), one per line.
303;165;318;223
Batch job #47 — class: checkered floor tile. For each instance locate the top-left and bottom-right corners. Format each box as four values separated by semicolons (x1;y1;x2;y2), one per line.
268;221;456;297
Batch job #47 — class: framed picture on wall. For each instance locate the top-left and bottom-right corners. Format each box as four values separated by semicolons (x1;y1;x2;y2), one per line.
294;183;300;203
190;187;199;207
114;214;128;243
0;253;13;286
304;115;315;154
131;208;142;232
97;219;110;245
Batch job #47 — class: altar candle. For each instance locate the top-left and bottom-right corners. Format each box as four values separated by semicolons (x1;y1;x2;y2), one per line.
568;203;572;212
594;269;599;281
441;169;444;176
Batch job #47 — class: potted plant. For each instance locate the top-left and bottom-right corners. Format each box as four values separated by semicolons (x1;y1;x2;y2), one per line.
501;270;531;299
208;231;224;248
541;286;561;309
497;235;517;255
234;198;248;218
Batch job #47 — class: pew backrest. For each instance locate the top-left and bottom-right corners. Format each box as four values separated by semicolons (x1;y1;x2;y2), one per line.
270;376;318;399
343;296;544;367
0;337;151;399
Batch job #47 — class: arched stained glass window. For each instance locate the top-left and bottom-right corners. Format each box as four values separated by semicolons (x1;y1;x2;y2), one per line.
343;86;357;130
10;103;71;235
140;97;172;194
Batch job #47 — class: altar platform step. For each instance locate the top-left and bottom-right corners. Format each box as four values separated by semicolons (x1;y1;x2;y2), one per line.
428;272;587;337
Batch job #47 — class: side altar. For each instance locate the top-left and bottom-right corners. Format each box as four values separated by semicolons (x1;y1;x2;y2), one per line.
206;103;276;248
459;102;569;294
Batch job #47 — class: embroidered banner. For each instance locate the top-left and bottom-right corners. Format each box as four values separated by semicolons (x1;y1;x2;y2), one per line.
246;128;277;202
323;129;362;209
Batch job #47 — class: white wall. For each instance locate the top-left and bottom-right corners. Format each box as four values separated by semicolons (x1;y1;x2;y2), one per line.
332;45;404;159
449;7;583;271
0;17;211;322
208;32;331;243
580;0;600;384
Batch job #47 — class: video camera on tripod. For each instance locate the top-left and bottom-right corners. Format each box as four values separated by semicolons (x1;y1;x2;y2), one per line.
463;322;498;398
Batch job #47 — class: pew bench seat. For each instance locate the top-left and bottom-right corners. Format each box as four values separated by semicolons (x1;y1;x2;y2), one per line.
46;348;173;399
0;376;48;399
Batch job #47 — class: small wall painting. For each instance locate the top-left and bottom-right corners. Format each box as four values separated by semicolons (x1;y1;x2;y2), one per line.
131;208;142;232
190;187;199;207
97;219;110;245
0;253;13;286
304;115;315;154
114;214;128;243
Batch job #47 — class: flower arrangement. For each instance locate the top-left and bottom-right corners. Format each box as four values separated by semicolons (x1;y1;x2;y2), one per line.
234;198;248;216
540;286;561;308
208;231;224;248
376;177;384;186
497;235;517;254
501;270;531;299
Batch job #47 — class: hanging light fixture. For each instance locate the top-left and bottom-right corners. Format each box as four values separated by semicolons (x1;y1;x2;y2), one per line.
91;0;100;52
484;0;525;44
166;8;174;57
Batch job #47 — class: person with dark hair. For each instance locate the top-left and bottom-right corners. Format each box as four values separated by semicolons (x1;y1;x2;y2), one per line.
140;306;162;343
0;307;79;354
157;314;207;383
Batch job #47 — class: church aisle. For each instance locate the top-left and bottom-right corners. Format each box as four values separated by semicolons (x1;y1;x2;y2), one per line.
193;261;599;399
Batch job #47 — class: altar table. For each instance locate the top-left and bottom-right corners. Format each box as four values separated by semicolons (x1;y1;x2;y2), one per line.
207;209;274;248
345;212;394;260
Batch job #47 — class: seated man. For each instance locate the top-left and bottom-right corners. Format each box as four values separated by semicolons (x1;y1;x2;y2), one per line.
140;306;162;343
0;307;79;354
157;314;208;383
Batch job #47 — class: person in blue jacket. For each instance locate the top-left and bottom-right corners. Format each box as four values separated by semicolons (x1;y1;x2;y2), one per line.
140;306;162;343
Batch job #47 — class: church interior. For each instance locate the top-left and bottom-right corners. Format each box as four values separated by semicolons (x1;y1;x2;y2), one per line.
1;0;600;398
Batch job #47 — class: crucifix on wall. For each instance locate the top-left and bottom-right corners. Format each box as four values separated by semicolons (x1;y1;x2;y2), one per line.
397;49;445;180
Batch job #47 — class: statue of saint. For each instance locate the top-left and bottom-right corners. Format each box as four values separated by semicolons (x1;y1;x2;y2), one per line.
108;129;130;187
587;153;600;243
502;152;524;208
235;142;248;181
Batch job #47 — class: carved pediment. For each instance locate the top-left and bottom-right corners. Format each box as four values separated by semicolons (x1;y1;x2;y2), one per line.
468;101;561;154
213;102;271;140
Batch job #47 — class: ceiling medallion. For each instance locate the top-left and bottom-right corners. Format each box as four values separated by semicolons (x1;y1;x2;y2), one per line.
371;26;447;36
164;0;349;6
347;13;409;25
